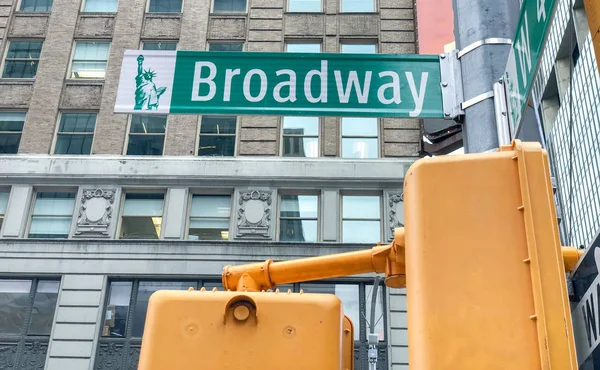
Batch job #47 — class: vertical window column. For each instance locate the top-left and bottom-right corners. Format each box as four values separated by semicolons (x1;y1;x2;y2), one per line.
127;115;167;156
279;195;318;242
341;118;378;158
120;193;165;239
2;41;43;78
54;113;96;155
0;112;26;154
70;41;110;79
342;195;381;243
198;116;236;156
188;195;231;240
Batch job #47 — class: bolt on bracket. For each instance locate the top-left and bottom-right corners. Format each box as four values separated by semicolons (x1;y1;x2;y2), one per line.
439;50;465;120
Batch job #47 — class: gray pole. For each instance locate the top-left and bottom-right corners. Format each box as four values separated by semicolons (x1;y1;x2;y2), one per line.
452;0;521;153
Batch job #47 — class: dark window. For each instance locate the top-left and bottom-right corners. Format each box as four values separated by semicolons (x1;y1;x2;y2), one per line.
198;116;236;156
282;117;319;157
148;0;182;12
127;115;166;156
96;279;387;370
0;112;25;153
54;113;96;155
28;192;76;239
279;195;318;242
120;193;164;239
142;42;177;51
0;278;59;369
208;42;244;52
2;41;43;78
213;0;246;13
20;0;53;12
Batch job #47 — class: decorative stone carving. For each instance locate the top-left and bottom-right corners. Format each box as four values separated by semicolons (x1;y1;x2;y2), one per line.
75;188;116;237
236;190;272;239
95;342;125;370
19;341;47;369
0;344;17;370
388;192;404;240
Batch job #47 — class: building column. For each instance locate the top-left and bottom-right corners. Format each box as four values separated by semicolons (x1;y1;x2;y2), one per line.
45;275;106;370
1;185;33;238
389;288;408;369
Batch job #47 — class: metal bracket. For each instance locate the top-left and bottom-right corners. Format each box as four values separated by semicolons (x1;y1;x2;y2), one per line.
461;90;494;110
457;38;513;59
439;50;465;119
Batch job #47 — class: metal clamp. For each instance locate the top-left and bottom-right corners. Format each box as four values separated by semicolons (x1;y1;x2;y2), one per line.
461;90;495;110
439;50;465;119
457;38;513;59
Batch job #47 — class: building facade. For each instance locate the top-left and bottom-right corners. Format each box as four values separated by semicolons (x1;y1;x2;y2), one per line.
0;0;420;369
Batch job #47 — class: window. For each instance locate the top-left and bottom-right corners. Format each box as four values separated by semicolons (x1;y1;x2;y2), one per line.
288;0;320;12
342;195;381;243
340;0;374;12
279;194;318;242
96;279;388;370
70;41;110;79
54;113;96;155
0;112;25;154
148;0;182;12
213;0;246;13
341;43;376;54
282;117;319;157
188;195;231;240
142;41;177;51
28;192;75;239
198;116;236;156
2;41;43;78
127;115;166;156
19;0;53;11
341;117;378;158
0;192;8;229
286;43;321;53
83;0;117;12
208;42;244;52
120;193;164;239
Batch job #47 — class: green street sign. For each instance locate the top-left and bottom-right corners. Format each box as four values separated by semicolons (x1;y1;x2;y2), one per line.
504;0;557;136
115;51;444;118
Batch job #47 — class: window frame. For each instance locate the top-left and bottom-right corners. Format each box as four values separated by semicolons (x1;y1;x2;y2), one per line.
277;190;320;242
339;40;378;53
340;192;383;243
0;188;10;236
286;0;322;13
280;116;321;158
210;0;248;15
67;40;111;80
0;39;44;80
206;41;245;52
340;117;381;159
26;189;77;239
284;41;322;53
117;189;167;240
81;0;119;12
196;115;238;157
50;111;97;155
339;0;376;13
185;190;234;241
146;0;184;13
0;110;27;154
140;40;179;51
124;114;168;156
17;0;53;12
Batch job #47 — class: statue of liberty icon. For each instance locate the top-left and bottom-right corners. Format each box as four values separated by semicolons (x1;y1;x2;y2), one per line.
134;55;167;110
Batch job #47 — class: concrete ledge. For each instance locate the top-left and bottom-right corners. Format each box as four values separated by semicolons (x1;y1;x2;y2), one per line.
0;155;415;187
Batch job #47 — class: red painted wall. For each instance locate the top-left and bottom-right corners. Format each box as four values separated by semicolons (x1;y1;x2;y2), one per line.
416;0;455;54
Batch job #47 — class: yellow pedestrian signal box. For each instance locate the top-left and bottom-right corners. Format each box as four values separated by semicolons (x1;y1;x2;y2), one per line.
137;289;354;370
403;141;577;369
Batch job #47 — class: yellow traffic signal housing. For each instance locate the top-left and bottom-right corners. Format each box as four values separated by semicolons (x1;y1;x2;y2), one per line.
137;289;354;370
404;141;577;369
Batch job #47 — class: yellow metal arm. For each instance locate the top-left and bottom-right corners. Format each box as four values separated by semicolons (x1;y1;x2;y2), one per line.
222;229;407;292
222;228;583;292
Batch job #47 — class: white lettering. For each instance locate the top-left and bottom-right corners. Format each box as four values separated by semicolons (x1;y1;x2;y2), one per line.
377;71;401;105
334;70;372;104
223;68;241;102
191;62;217;101
243;69;268;102
537;0;546;21
304;61;328;103
274;69;297;103
406;71;428;117
515;14;532;84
